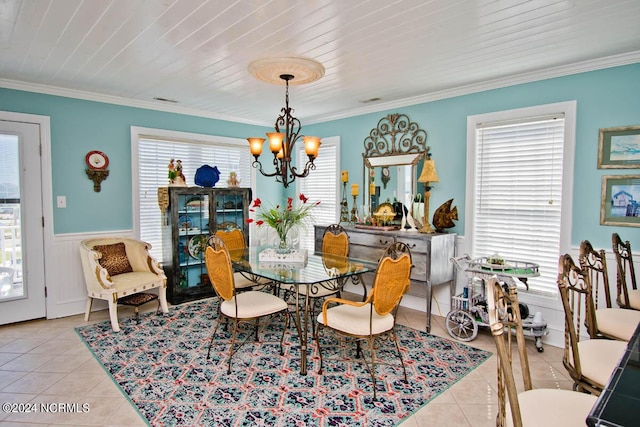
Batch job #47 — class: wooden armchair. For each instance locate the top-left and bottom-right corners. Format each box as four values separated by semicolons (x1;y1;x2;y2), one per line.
79;237;168;332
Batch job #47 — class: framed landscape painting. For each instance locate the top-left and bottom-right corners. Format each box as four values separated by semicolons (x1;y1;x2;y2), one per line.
601;175;640;227
598;125;640;168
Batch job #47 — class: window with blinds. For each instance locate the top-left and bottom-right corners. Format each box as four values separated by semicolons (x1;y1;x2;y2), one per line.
467;103;575;295
135;133;251;260
296;136;340;251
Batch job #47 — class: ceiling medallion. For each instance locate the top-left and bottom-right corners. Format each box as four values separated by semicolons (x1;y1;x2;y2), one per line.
247;57;325;188
248;57;325;85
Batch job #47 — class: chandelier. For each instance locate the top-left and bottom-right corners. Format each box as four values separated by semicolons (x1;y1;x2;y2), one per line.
247;58;324;188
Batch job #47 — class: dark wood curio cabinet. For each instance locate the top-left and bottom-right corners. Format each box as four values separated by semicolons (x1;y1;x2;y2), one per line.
160;186;251;304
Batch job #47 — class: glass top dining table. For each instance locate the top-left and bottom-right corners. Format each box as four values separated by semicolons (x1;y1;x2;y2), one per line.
229;247;376;375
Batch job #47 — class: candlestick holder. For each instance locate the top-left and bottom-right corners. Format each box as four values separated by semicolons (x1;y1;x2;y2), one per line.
350;195;358;223
340;182;349;223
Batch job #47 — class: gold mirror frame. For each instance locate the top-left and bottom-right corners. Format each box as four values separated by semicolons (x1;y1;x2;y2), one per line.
362;113;429;204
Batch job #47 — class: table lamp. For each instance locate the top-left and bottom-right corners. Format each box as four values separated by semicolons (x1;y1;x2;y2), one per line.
417;156;439;233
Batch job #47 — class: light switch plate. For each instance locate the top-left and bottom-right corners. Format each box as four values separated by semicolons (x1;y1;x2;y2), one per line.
57;196;66;208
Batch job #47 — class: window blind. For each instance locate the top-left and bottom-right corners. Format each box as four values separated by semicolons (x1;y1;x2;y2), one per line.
137;137;251;260
473;115;565;294
297;137;339;251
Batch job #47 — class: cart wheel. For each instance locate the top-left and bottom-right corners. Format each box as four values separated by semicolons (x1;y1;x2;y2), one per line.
536;337;544;352
445;310;478;342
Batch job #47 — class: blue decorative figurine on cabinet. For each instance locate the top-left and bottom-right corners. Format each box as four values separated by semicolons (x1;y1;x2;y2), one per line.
194;165;220;187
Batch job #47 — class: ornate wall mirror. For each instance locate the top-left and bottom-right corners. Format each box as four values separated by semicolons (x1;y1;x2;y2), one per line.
362;113;428;214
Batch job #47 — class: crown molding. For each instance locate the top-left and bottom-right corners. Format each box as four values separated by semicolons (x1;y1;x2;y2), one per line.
1;50;639;126
0;78;270;126
305;50;640;124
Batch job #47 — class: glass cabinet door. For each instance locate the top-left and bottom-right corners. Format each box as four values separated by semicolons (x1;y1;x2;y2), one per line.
176;192;209;291
213;191;246;231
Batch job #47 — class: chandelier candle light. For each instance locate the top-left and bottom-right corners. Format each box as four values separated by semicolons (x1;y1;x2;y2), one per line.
247;58;325;188
417;155;440;233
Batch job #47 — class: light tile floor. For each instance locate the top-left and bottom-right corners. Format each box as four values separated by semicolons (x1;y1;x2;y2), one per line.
0;302;574;426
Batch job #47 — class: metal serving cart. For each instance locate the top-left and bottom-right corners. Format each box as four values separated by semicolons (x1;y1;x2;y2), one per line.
447;254;548;352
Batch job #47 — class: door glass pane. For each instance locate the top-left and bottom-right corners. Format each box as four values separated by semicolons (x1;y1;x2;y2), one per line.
0;133;22;300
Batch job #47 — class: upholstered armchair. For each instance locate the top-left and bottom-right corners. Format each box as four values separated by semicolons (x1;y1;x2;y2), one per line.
79;237;169;332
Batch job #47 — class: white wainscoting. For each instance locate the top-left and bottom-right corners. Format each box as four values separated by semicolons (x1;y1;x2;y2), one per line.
46;230;134;319
47;231;639;351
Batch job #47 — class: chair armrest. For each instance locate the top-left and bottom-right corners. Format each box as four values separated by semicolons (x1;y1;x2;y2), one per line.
321;295;371;325
79;245;114;291
123;240;165;279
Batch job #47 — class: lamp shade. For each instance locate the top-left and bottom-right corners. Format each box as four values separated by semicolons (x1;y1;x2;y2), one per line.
266;132;284;154
418;159;439;183
303;136;321;158
247;137;265;156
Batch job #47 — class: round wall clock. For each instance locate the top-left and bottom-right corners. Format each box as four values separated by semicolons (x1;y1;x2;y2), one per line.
85;150;109;170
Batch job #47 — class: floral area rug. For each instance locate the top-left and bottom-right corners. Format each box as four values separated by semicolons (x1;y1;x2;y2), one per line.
75;299;491;426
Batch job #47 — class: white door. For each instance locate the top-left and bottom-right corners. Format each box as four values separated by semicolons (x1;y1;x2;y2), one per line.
0;120;46;324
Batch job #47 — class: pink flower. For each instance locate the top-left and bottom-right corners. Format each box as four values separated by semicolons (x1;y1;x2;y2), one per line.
252;198;262;208
299;193;309;203
256;220;264;226
245;218;254;224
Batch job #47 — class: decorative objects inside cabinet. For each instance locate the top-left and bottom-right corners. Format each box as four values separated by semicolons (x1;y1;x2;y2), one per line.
213;191;247;236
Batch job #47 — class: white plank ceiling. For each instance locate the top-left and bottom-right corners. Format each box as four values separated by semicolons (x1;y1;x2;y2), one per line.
0;0;639;125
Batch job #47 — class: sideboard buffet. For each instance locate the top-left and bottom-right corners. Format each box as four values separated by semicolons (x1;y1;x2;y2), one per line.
314;225;455;332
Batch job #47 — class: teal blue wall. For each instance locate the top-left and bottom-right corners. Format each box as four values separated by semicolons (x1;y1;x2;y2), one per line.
2;62;639;248
305;63;640;250
0;88;275;233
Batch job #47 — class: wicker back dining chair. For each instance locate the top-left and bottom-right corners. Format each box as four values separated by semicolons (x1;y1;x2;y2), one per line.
214;222;246;250
314;242;412;400
321;224;350;257
557;254;627;395
486;276;597;427
612;233;640;310
209;222;273;291
204;244;289;374
579;240;640;341
281;224;353;329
